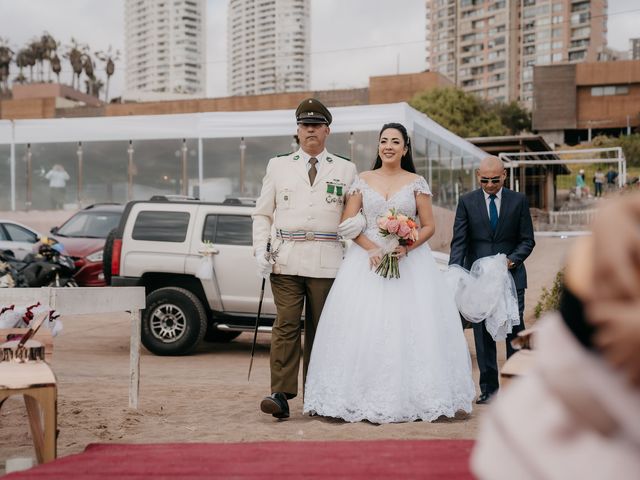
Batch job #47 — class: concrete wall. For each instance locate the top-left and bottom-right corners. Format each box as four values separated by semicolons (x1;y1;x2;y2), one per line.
0;71;449;120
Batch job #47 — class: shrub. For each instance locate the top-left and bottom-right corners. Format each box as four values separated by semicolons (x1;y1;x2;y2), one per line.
534;269;564;318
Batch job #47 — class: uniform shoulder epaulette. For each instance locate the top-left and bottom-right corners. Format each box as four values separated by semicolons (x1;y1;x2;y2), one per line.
276;152;293;157
332;153;351;162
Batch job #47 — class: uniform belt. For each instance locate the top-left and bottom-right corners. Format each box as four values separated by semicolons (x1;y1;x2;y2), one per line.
276;229;339;242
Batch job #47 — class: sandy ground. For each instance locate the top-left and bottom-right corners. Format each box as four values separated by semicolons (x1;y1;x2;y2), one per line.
0;210;577;473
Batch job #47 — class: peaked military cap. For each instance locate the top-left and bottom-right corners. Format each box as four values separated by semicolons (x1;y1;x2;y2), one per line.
295;98;332;125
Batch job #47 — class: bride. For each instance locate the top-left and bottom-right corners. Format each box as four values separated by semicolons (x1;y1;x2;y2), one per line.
303;122;476;423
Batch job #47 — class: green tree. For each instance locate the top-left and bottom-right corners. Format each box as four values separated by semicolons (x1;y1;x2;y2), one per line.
492;100;532;135
592;133;640;168
410;87;507;138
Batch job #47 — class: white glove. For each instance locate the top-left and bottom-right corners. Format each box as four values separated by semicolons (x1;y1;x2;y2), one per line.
255;247;272;279
337;212;366;240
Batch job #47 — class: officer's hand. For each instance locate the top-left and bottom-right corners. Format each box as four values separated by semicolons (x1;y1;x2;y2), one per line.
255;247;272;279
338;212;366;240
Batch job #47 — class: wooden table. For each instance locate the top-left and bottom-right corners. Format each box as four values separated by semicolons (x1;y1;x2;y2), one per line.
0;361;57;464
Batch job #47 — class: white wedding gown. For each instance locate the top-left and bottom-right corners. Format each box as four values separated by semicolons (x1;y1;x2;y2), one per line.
303;176;476;423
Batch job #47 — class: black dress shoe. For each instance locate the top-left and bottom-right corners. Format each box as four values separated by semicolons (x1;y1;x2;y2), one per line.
260;393;290;419
476;392;496;405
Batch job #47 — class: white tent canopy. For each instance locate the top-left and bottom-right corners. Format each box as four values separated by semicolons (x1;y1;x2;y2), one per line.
1;103;486;157
0;103;487;210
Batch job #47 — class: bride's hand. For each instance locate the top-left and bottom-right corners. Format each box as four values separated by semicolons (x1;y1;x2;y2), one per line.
392;245;409;259
367;248;383;269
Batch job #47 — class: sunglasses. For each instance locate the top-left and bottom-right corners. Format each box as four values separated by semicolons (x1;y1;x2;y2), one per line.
480;177;502;184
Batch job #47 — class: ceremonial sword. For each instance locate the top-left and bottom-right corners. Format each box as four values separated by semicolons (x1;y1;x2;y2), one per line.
248;238;271;381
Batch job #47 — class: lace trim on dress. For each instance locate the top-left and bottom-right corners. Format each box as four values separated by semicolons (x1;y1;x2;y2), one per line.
412;176;432;196
347;175;367;195
348;175;432;197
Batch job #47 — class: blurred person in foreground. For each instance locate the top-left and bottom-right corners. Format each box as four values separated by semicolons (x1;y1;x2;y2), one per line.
471;193;640;479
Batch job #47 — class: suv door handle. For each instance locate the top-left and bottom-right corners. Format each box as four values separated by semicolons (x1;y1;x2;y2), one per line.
198;248;219;255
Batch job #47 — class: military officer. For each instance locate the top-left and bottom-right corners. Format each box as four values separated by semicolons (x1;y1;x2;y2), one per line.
252;98;364;419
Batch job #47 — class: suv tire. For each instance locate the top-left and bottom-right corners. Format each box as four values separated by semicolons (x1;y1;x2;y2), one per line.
103;228;116;285
142;287;207;356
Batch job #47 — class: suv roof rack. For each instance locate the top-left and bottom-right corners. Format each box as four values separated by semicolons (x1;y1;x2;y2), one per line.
222;197;256;206
149;195;200;202
83;202;122;209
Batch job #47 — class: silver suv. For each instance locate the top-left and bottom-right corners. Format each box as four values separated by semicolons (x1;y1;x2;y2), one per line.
109;197;276;355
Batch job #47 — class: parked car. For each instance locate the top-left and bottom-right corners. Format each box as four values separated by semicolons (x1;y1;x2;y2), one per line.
0;220;42;260
109;196;450;356
51;204;124;287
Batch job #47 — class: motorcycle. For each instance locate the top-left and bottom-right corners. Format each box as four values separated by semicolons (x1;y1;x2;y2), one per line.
0;238;78;288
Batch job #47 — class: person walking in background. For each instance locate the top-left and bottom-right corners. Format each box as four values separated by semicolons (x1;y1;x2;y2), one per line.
252;98;362;420
593;168;605;197
575;169;588;198
44;164;70;209
449;156;535;404
606;167;619;192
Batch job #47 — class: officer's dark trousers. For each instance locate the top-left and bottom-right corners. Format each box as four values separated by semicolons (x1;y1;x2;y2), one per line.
269;273;334;399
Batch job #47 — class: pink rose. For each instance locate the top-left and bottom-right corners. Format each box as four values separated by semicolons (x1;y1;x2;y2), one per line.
377;216;389;229
397;223;411;238
386;219;400;233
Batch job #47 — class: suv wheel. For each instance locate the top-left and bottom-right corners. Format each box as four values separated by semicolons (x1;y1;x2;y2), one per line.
103;228;116;285
142;287;207;356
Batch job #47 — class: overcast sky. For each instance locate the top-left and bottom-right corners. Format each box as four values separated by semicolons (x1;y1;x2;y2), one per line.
1;0;639;99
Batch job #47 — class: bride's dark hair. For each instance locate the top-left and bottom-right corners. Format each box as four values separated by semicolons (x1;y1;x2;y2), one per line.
372;122;417;173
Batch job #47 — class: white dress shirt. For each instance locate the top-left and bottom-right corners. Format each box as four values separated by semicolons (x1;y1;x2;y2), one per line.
300;149;328;178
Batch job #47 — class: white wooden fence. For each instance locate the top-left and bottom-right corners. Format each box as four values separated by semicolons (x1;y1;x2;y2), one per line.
547;209;597;227
0;287;146;408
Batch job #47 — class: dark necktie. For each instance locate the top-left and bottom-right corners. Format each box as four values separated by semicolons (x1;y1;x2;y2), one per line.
489;194;498;231
308;157;318;185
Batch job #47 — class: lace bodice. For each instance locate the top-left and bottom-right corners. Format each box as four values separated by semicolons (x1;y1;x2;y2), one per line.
348;175;431;242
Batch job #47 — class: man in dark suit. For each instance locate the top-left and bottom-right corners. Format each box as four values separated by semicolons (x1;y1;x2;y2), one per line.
449;155;535;404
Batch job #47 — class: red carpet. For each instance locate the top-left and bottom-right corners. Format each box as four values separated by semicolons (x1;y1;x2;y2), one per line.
7;439;474;479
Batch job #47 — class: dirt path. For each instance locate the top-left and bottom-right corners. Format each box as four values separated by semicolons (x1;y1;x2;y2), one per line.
0;235;575;473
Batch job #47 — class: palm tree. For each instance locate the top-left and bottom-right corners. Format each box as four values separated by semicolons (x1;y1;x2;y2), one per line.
40;32;58;82
64;38;85;90
51;53;61;83
96;46;119;103
0;38;13;95
82;51;96;96
14;48;30;84
29;38;45;82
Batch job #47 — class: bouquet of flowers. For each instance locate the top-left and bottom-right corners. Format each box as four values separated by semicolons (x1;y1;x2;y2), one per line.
375;208;419;279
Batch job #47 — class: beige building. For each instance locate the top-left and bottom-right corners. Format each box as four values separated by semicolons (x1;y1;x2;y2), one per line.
227;0;310;96
426;0;608;106
124;0;207;100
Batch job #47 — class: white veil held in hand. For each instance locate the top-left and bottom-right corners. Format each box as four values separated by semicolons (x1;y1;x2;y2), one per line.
444;253;520;341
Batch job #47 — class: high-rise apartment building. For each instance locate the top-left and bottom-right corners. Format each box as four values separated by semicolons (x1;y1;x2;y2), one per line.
426;0;607;106
228;0;310;96
631;38;640;60
125;0;207;100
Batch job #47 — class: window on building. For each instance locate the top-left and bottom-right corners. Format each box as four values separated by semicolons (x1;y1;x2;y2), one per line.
569;50;586;61
591;85;629;96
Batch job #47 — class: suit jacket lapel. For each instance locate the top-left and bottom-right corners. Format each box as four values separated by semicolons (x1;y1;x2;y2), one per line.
313;153;336;187
291;149;310;184
495;188;511;238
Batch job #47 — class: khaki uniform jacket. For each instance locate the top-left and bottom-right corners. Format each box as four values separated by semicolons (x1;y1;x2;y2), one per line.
252;149;357;278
